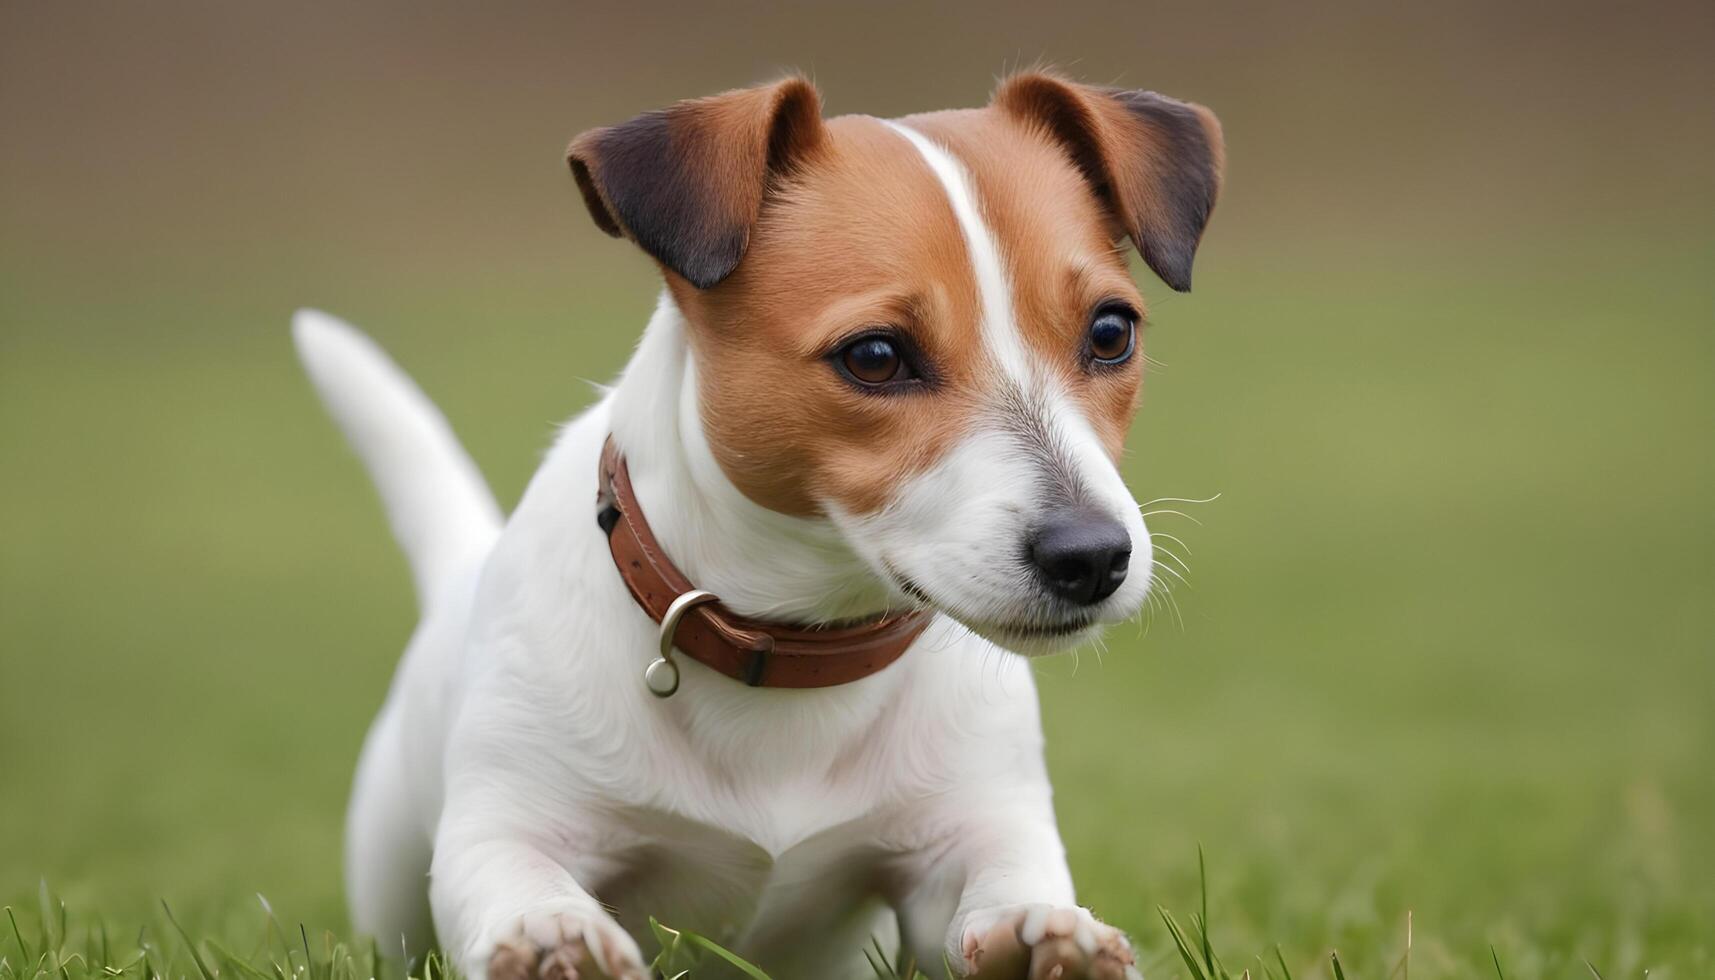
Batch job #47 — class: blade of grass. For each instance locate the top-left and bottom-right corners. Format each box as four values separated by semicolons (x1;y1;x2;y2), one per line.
38;882;54;953
207;939;276;980
862;943;888;980
1387;911;1413;980
674;931;772;980
6;909;32;968
1404;911;1411;980
159;903;216;980
648;916;687;976
648;920;771;980
1159;907;1210;980
1199;846;1215;978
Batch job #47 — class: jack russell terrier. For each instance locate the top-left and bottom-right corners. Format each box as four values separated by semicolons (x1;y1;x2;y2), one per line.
295;71;1222;980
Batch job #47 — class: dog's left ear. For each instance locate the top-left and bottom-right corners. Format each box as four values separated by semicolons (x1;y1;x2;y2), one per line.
567;77;826;289
993;73;1224;292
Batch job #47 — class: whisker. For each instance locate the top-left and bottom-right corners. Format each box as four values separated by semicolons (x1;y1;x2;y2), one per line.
1164;589;1186;631
1140;508;1203;525
1140;587;1165;634
1150;575;1176;614
1138;493;1223;507
1148;576;1185;630
1152;546;1193;578
1152;573;1173;601
1151;559;1193;590
1145;564;1187;631
1148;530;1194;556
1084;636;1108;671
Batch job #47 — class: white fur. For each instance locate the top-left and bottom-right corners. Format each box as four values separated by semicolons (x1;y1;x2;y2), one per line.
293;310;502;605
311;130;1152;980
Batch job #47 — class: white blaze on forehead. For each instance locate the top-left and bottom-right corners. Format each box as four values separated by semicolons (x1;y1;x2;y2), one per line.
882;121;1030;382
881;119;1139;518
819;123;1154;640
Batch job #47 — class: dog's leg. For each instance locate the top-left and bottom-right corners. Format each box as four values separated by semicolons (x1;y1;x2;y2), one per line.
429;807;647;980
345;703;435;957
897;800;1139;980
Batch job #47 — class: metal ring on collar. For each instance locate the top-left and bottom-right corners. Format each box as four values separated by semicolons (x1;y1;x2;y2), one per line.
645;589;720;698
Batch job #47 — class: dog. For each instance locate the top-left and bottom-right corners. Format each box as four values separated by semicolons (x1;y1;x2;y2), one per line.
295;71;1221;980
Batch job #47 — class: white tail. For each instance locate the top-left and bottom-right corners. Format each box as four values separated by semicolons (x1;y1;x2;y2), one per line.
292;309;502;606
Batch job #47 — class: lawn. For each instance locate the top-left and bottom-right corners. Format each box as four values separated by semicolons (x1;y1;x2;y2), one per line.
2;225;1711;978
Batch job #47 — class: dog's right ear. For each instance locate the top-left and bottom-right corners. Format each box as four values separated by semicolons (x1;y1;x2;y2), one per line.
567;78;825;290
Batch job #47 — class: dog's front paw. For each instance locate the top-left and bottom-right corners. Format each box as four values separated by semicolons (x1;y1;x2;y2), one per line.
954;905;1139;980
473;906;647;980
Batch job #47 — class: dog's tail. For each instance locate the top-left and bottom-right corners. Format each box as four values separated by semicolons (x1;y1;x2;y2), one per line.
292;309;502;607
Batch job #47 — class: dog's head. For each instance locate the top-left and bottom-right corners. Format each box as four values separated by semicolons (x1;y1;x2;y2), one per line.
569;74;1222;654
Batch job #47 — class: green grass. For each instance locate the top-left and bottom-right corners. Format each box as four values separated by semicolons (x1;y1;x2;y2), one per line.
3;228;1712;978
0;856;1638;980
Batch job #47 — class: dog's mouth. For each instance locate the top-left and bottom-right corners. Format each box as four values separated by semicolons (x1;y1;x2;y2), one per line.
968;617;1101;657
889;569;936;608
884;562;1099;652
984;618;1095;639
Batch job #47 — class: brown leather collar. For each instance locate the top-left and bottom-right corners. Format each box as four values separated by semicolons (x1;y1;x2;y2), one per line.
598;436;931;693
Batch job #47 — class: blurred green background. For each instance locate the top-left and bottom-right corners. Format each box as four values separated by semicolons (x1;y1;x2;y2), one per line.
2;1;1712;976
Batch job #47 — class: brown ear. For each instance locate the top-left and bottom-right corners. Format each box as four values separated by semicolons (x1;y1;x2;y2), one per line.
994;73;1224;292
567;78;825;289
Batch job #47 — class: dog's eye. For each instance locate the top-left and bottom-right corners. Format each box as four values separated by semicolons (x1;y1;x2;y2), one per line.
1087;307;1137;365
838;336;911;386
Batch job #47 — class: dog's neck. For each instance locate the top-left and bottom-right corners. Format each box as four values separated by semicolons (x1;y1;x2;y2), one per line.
606;293;897;625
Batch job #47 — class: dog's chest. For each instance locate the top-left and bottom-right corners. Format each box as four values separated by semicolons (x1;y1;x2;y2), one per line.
559;684;951;947
587;783;898;954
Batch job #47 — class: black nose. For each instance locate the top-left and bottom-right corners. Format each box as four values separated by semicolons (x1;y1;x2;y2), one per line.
1029;512;1132;605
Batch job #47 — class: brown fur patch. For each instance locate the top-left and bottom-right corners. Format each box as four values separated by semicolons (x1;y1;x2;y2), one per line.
992;72;1225;293
671;114;991;517
568;78;825;289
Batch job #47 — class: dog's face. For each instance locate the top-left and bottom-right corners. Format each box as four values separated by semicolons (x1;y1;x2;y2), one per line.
570;75;1222;653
